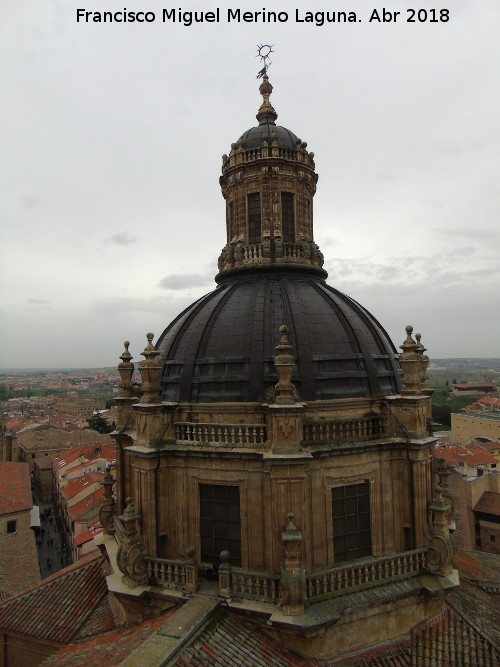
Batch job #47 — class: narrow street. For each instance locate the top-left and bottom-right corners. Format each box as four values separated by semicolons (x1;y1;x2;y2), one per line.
32;492;71;579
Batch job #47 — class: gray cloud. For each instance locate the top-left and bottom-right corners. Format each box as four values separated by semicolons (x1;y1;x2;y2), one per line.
105;231;137;245
26;298;51;305
158;274;213;290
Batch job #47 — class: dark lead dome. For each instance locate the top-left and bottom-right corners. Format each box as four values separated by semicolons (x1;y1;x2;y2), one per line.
157;272;401;403
239;124;300;150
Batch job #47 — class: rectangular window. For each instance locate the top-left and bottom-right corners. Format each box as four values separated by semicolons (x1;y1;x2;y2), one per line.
7;520;17;534
200;484;241;565
332;483;371;563
228;201;234;239
247;192;261;245
281;192;295;242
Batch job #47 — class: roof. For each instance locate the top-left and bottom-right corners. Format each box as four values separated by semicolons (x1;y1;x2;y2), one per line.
53;441;115;471
156;274;401;403
474;491;500;516
20;428;112;452
62;471;105;501
173;608;319;667
38;611;174;666
453;382;496;389
0;553;114;644
436;445;497;467
68;487;105;521
0;462;32;514
75;525;103;546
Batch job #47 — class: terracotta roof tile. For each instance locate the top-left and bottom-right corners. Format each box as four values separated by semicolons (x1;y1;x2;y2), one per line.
0;553;112;643
174;609;320;666
0;462;32;514
68;487;105;521
474;491;500;516
39;609;175;666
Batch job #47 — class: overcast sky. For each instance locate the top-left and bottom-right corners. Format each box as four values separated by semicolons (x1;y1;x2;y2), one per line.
1;0;499;368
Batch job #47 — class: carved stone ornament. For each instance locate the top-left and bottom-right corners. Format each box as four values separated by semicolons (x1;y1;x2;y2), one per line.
98;467;116;534
138;333;162;404
116;498;148;588
274;325;296;405
118;341;134;397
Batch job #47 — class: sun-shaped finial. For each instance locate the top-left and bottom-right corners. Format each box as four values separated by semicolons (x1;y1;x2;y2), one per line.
256;44;274;78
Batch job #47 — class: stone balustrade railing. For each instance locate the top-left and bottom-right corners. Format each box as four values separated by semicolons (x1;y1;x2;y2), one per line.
242;244;264;261
303;416;388;443
223;568;280;604
227;146;313;168
175;422;267;446
113;515;125;547
145;556;198;592
306;549;428;601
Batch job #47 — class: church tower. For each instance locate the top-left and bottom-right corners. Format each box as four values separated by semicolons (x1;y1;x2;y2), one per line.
99;67;457;661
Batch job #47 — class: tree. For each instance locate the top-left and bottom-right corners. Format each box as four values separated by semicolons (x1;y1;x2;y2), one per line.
85;413;114;434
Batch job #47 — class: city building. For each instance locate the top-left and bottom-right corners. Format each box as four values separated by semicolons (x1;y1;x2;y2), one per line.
0;462;40;597
451;412;500;446
451;382;497;397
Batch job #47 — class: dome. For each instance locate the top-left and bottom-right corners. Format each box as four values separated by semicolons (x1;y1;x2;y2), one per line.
156;271;401;403
238;124;301;151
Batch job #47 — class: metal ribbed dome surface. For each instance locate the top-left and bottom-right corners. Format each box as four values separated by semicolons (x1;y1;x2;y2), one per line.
239;124;299;150
156;273;401;403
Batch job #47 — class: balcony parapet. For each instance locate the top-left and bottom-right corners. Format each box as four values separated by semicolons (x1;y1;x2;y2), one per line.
145;553;198;593
306;548;428;602
175;422;267;447
303;416;388;443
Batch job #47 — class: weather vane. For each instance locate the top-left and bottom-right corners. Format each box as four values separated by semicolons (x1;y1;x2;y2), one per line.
256;44;274;78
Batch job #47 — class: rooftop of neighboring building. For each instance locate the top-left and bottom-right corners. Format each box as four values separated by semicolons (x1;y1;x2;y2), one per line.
0;462;32;514
474;491;500;516
0;553;115;644
436;444;498;467
19;427;112;452
53;442;116;473
68;487;105;521
452;382;496;390
62;471;105;501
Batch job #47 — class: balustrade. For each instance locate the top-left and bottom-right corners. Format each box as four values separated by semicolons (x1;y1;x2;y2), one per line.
175;422;267;446
145;557;189;590
303;416;388;443
306;549;427;601
224;568;280;604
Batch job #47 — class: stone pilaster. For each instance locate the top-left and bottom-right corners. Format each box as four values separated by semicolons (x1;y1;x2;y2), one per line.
279;513;307;616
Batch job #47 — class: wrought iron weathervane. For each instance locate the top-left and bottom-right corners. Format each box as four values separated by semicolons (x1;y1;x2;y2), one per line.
256;44;274;78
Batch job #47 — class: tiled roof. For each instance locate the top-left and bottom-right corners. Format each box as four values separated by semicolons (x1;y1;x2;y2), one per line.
0;553;114;643
436;445;497;466
474;491;500;516
327;641;410;665
75;525;103;546
68;487;105;521
62;471;104;501
39;610;174;666
479;397;500;407
478;441;500;452
453;383;496;389
174;609;320;666
410;603;498;665
0;462;32;514
53;441;115;471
